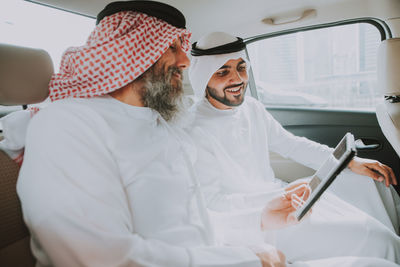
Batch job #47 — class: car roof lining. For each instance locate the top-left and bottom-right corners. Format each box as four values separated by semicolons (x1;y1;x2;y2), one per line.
25;0;400;41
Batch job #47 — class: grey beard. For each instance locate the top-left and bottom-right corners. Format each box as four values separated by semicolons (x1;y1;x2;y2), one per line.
141;66;184;121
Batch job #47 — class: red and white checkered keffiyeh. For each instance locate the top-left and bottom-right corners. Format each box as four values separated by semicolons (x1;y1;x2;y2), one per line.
0;11;191;164
49;11;191;101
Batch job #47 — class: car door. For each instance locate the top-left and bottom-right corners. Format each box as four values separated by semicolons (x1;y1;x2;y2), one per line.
245;20;400;194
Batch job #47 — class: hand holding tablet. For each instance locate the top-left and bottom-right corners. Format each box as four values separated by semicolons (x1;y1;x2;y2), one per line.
260;133;356;230
261;183;311;230
294;132;357;221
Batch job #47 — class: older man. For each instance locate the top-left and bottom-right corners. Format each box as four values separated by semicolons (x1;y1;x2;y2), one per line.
16;3;273;266
188;31;400;264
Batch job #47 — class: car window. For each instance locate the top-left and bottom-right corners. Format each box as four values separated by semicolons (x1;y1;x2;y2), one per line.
247;23;382;111
0;0;95;115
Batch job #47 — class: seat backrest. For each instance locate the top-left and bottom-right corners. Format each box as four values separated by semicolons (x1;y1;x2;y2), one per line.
376;38;400;157
0;43;54;266
0;43;53;105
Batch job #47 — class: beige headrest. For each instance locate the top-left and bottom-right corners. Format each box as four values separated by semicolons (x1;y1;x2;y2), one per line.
0;44;53;106
377;38;400;96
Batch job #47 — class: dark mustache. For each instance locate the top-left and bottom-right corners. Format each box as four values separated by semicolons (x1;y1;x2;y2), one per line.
224;82;244;90
169;66;182;76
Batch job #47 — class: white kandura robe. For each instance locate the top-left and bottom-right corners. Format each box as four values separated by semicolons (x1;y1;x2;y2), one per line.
17;96;264;267
188;96;400;263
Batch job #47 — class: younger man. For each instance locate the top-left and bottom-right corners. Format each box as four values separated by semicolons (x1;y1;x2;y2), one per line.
188;31;400;263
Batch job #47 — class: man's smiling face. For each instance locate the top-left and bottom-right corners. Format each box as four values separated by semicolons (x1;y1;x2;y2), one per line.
205;58;248;109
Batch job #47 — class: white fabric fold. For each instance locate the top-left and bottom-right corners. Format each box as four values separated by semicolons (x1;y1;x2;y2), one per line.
17;96;262;267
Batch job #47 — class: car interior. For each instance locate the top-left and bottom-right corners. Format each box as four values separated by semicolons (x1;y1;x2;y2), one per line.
0;0;399;266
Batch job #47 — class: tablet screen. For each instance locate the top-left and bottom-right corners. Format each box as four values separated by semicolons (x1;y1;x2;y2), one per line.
308;136;347;191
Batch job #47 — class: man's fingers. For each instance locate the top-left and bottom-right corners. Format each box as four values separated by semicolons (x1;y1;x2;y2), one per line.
285;181;308;192
278;205;297;213
270;196;295;211
383;164;397;186
363;167;384;182
291;194;306;210
283;184;311;210
302;184;311;201
290;184;311;202
285;184;309;197
371;163;392;187
349;157;397;187
365;163;391;187
255;249;287;267
267;196;292;210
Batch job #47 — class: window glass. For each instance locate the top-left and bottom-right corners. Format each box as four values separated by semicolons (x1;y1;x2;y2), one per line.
247;23;381;110
0;0;95;114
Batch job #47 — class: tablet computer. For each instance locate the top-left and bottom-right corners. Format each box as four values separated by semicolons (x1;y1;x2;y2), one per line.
294;132;357;221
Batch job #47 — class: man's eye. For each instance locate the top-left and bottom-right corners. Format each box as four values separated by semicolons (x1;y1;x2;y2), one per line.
216;71;228;76
238;65;247;71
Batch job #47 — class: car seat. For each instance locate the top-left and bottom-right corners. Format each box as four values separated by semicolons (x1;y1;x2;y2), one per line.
0;43;53;266
376;38;400;158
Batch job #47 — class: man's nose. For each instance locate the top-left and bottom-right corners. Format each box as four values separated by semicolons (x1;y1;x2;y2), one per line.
230;70;244;84
176;48;190;69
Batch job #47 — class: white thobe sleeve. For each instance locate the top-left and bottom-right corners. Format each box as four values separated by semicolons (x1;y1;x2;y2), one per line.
262;108;334;170
17;108;261;267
